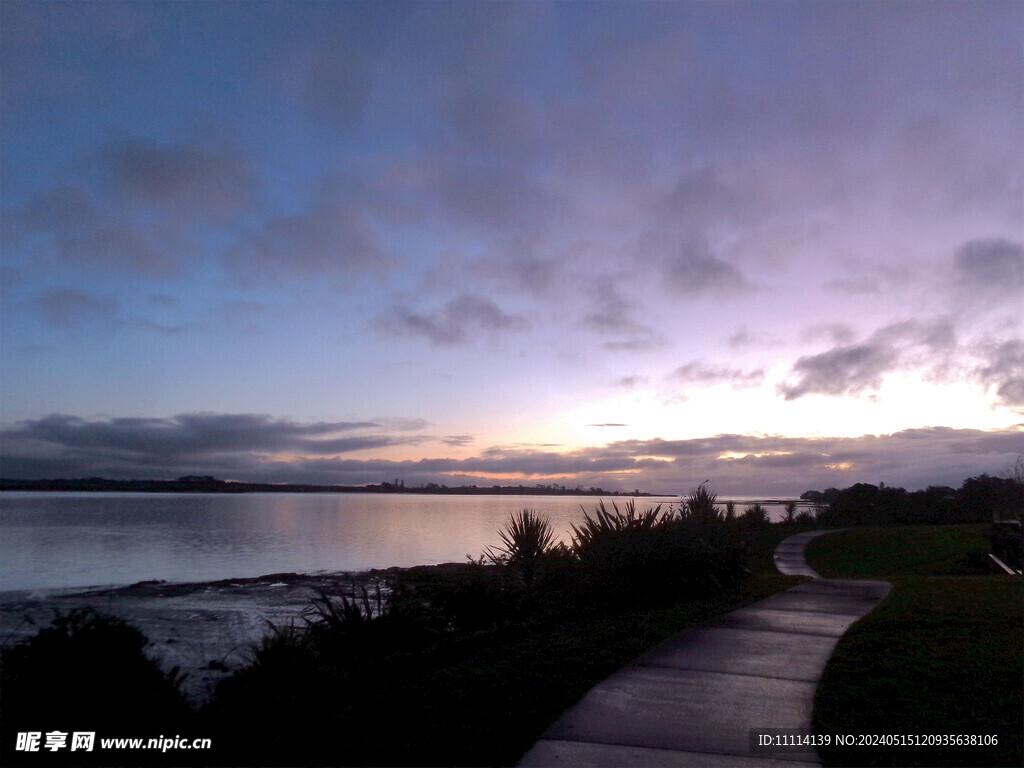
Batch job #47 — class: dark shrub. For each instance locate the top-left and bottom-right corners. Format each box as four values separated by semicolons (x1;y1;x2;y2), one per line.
0;608;188;747
795;509;816;525
783;501;798;524
740;503;770;527
991;520;1023;570
958;474;1023;523
569;500;670;605
569;496;747;608
807;474;1024;527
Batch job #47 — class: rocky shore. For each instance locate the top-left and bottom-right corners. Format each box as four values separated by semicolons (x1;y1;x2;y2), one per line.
0;566;455;703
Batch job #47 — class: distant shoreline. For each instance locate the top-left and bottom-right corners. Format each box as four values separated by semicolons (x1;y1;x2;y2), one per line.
0;476;654;496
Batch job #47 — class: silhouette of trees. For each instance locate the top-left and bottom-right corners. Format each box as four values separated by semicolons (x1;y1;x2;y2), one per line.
805;472;1023;527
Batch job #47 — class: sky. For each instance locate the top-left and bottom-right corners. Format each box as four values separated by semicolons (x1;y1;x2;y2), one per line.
1;0;1022;495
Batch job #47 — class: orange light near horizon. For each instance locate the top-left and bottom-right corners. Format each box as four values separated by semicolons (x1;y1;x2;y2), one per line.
438;471;570;482
716;451;796;460
825;462;855;471
437;468;650;482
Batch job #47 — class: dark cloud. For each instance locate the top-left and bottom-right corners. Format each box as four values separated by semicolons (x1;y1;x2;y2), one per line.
873;318;957;352
603;427;1024;493
582;282;663;351
301;43;375;128
376;294;529;346
15;185;95;233
978;339;1024;408
99;139;259;215
0;413;406;466
400;160;567;234
781;318;959;400
266;1;417;129
6;186;178;277
224;192;390;280
603;338;666;352
954;239;1024;291
120;316;190;336
615;375;647;388
671;361;765;389
588;423;628;428
0;0;156;114
443;89;552;166
582;290;644;335
442;435;475;447
29;288;195;335
779;343;898;400
299;435;425;454
469;247;560;296
375;417;432;432
6;138;260;283
35;289;118;328
659;165;769;231
727;327;778;349
389;1;559;159
663;238;750;296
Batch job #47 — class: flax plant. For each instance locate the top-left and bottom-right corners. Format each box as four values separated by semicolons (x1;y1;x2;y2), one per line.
684;482;721;524
489;510;562;596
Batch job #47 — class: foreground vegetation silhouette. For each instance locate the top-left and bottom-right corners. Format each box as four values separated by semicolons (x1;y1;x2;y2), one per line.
802;472;1022;527
205;486;780;765
0;609;192;766
3;472;1020;766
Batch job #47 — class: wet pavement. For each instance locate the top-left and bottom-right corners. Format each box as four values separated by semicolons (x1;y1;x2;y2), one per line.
518;529;890;767
773;530;843;578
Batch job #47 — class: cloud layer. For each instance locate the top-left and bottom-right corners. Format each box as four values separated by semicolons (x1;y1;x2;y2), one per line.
2;412;1019;496
1;2;1020;493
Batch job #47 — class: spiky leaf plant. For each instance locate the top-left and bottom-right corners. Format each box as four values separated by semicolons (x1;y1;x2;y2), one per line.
492;509;557;564
784;500;798;524
685;482;721;524
489;510;561;596
742;503;770;526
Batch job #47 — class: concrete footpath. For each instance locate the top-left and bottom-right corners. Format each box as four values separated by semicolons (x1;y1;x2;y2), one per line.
518;529;891;767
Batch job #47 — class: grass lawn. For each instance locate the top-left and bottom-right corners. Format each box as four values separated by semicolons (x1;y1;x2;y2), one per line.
807;525;1023;767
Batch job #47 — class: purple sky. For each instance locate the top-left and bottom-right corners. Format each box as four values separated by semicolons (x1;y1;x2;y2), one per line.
1;1;1021;495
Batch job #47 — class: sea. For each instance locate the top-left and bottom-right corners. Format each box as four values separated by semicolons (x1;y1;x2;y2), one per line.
0;492;804;591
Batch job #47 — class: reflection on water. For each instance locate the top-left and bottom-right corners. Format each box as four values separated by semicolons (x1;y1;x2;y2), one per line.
0;492;798;590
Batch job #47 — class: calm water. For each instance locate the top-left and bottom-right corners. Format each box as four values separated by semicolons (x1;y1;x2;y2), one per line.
0;492;797;591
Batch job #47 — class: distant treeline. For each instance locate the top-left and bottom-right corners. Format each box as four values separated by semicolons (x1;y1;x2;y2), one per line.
0;475;651;497
801;473;1023;526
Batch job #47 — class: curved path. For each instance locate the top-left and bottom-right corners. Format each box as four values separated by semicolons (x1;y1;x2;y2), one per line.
518;529;891;767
